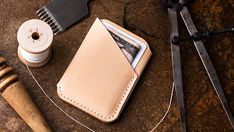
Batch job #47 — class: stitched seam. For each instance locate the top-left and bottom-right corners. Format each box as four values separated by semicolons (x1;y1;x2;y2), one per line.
58;76;136;120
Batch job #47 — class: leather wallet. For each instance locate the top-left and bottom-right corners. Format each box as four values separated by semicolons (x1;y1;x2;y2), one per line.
57;18;152;122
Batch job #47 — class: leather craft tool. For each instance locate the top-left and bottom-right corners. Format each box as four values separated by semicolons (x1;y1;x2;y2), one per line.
17;19;53;68
37;0;91;35
163;0;234;131
0;56;51;132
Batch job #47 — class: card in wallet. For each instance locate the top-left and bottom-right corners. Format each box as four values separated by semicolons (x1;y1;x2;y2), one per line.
57;18;152;122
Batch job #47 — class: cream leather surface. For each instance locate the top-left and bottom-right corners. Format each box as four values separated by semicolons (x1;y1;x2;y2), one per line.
101;19;152;76
57;18;152;122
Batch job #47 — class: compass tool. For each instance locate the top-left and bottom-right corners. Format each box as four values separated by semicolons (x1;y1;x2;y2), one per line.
163;0;234;131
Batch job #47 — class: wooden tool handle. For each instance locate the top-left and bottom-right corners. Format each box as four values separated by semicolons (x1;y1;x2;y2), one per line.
0;57;51;132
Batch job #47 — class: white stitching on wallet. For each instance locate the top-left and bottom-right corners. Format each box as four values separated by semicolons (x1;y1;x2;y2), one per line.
58;75;136;120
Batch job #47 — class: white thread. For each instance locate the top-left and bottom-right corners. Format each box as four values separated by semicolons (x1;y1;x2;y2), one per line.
150;82;175;132
24;54;174;132
19;47;50;63
23;51;174;132
22;58;95;132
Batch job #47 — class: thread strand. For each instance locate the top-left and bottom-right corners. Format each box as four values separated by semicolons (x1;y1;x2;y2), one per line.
23;56;174;132
22;58;95;132
150;82;175;132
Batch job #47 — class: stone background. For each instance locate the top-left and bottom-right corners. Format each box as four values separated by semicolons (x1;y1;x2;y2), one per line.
0;0;233;131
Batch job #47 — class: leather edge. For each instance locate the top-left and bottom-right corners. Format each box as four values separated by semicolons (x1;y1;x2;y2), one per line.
57;74;138;122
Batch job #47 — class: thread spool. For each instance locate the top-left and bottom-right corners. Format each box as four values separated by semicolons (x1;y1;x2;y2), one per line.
17;19;53;67
0;56;51;131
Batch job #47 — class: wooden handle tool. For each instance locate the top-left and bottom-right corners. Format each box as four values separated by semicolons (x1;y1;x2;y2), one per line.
0;56;51;132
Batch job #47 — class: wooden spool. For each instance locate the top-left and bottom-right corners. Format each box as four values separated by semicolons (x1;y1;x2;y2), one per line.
0;57;51;132
17;19;53;68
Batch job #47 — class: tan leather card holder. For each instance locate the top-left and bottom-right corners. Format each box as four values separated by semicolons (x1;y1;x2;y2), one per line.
57;18;152;122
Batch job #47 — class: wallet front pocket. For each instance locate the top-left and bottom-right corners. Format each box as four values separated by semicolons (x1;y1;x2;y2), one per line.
57;18;151;122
